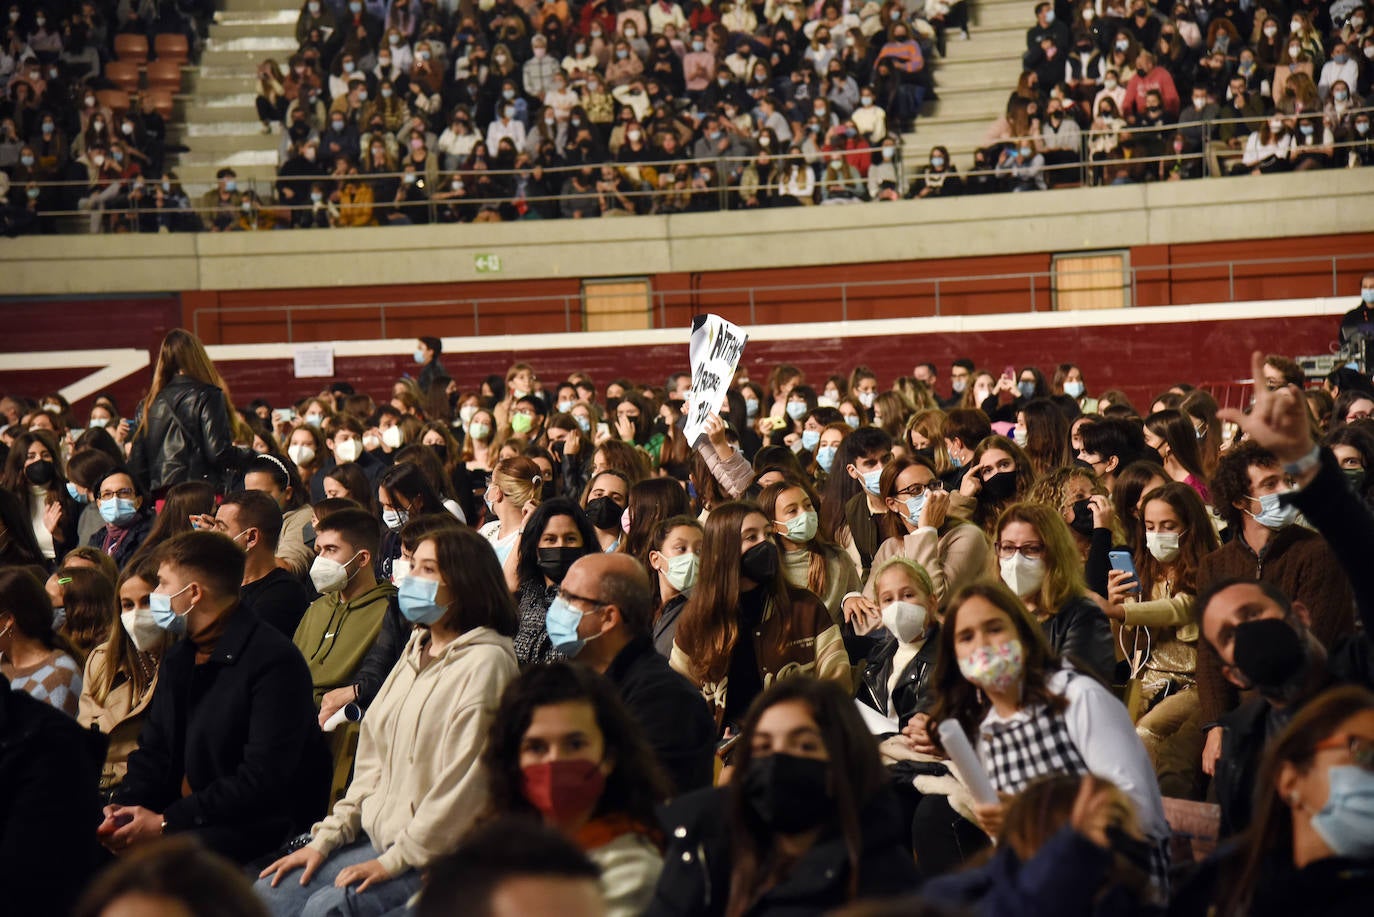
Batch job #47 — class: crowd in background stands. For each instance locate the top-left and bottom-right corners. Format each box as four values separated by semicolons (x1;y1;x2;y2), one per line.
0;1;213;234
984;0;1374;189
3;285;1374;914
8;1;1374;233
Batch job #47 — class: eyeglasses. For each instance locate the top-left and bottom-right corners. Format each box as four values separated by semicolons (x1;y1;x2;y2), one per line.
1314;735;1374;771
996;541;1046;560
98;488;136;501
894;481;944;498
557;588;607;609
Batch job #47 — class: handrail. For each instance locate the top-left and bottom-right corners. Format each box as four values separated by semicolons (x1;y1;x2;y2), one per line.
189;250;1374;342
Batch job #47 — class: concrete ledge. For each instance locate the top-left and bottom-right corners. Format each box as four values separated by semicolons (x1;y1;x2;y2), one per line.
2;170;1369;296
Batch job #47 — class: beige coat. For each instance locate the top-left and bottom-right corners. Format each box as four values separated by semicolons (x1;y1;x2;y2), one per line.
865;522;991;609
77;643;158;790
307;626;519;876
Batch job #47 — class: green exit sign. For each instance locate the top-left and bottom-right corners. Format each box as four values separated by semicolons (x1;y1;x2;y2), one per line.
474;254;502;273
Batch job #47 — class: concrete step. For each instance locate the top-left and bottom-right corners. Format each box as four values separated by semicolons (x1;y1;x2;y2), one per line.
972;3;1037;30
220;0;297;13
215;9;298;27
204;35;299;54
202;48;288;71
187;71;254;95
930;54;1024;83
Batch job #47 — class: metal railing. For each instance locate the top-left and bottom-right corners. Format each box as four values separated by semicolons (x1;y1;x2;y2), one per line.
18;106;1373;231
189;250;1374;343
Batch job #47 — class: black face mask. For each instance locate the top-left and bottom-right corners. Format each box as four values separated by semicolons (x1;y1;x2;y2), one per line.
742;753;833;835
24;460;56;486
740;541;779;585
912;445;936;462
1069;498;1095;536
541;479;558;502
605;396;621;418
584;496;622;531
536;546;582;584
1232;616;1312;704
980;470;1018;503
429;443;448;463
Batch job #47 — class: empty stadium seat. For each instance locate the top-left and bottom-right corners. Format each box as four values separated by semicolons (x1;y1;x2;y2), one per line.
154;33;190;66
96;88;130;116
105;60;140;93
146;60;182;93
147;88;175;119
114;33;149;64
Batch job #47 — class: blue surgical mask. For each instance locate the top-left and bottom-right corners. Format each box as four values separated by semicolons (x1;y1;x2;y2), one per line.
397;575;446;625
845;414;861;429
575;415;591;433
1363;289;1374;305
546;594;600;657
305;413;323;427
558;400;576;413
782;509;818;543
801;429;821;452
860;468;883;496
904;494;926;526
1247;491;1298;530
148;583;191;635
99;497;138;527
785;401;807;421
413;349;426;364
382;507;409;531
1063;380;1085;398
745;397;759;418
1310;765;1374;859
816;445;837;472
1017;381;1036;399
66;482;88;504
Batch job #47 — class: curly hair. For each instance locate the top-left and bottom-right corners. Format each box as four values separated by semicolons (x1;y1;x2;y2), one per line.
1210;441;1279;532
479;662;669;826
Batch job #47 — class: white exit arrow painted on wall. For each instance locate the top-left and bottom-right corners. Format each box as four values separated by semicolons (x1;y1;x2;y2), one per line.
0;349;151;403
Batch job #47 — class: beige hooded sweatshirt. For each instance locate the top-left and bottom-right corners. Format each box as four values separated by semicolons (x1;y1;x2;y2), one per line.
307;625;518;876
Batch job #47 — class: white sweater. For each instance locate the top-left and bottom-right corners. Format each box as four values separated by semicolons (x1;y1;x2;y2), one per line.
308;626;519;876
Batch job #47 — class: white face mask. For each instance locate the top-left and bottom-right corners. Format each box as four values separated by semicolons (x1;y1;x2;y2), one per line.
381;425;404;449
662;552;700;593
335;438;362;463
391;557;411;584
121;606;164;653
310;551;361;594
881;600;928;644
857;390;876;408
288;444;316;466
999;552;1047;598
459;405;479;424
1145;531;1182;563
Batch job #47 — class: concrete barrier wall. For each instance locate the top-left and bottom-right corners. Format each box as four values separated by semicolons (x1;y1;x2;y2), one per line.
4;170;1370;296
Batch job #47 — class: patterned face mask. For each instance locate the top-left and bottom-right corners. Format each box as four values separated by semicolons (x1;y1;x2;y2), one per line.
958;639;1025;695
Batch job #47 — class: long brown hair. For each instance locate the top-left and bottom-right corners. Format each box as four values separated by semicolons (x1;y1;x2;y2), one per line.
676;502;793;683
1134;482;1218;598
1216;685;1374;917
621;477;691;568
52;566;115;663
1145;408;1210;485
758;478;842;600
1020;399;1072;477
927;581;1067;745
969;435;1036;533
724;677;889;917
92;558;163;704
136;329;242;440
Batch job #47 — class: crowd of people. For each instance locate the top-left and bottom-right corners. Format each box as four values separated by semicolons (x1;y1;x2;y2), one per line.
3;283;1374;915
980;0;1374;189
0;0;211;235
7;1;1374;233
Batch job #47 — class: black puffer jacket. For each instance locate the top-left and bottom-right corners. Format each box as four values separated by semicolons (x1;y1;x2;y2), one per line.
128;375;244;494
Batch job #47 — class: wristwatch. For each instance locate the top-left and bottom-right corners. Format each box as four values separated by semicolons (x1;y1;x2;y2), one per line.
1282;445;1321;478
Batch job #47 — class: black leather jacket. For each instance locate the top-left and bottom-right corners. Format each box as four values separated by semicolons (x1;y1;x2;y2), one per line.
128;375;243;493
857;626;940;731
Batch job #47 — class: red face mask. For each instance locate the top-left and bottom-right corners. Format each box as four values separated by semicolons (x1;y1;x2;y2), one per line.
521;759;607;821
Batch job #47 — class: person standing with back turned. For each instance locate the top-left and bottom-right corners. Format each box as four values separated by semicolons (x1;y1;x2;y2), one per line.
128;328;248;500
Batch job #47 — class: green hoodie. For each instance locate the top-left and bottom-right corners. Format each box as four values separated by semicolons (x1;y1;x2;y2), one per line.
292;580;397;705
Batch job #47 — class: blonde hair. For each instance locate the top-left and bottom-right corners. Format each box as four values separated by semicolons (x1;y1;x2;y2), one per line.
492;456;544;508
995;501;1088;614
870;555;934;601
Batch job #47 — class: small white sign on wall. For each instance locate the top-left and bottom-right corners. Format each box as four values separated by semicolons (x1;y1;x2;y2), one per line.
293;345;335;379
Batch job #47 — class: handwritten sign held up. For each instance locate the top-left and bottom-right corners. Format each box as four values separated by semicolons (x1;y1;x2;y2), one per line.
683;314;748;445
